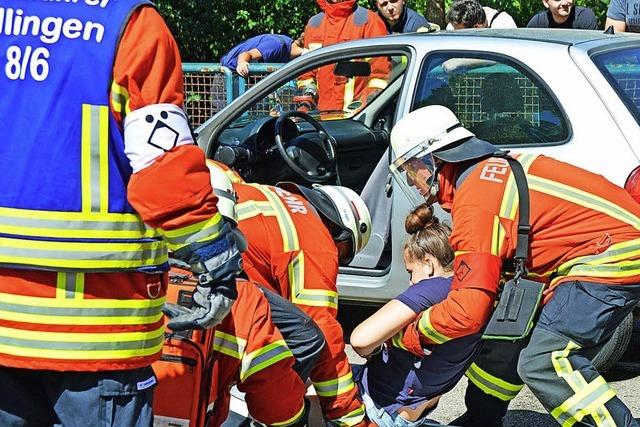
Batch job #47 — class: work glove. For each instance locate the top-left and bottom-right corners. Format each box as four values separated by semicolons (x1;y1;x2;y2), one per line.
164;221;246;331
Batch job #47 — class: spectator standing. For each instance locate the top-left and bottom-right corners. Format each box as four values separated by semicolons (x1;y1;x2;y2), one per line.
527;0;597;29
446;0;517;29
298;0;390;112
0;1;243;425
606;0;640;32
374;0;431;33
221;34;306;77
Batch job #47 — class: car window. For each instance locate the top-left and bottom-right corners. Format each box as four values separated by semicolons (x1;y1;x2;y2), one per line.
412;53;569;146
228;53;407;129
592;47;640;126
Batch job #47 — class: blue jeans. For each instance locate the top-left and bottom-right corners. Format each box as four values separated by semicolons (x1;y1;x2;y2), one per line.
0;366;155;427
360;389;432;427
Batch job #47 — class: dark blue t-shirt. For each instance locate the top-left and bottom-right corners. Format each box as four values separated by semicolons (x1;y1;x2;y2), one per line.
383;7;430;33
221;34;293;71
360;277;482;414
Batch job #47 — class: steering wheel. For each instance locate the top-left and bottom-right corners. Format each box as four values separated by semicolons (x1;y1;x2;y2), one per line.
275;111;338;184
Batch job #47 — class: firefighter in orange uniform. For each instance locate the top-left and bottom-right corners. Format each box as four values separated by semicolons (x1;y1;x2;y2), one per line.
207;278;309;427
389;105;640;427
296;0;390;112
0;1;242;425
207;160;372;427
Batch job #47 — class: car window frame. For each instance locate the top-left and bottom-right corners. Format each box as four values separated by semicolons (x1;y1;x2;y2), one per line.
410;49;573;149
199;45;414;159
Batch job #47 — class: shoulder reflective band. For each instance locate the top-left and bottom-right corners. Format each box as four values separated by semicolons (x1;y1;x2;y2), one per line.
247;185;338;309
465;362;524;401
240;339;292;382
213;330;247;360
551;340;616;426
111;81;131;117
418;307;452;344
312;371;355;398
491;154;537;257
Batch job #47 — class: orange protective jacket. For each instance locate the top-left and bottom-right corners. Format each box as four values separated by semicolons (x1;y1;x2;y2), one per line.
298;0;390;112
209;279;306;427
0;7;222;372
216;166;365;426
407;154;640;349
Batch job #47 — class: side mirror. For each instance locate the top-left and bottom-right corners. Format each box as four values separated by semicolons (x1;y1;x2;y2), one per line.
334;60;371;77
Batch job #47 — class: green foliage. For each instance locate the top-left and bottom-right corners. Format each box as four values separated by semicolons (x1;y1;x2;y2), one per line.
155;0;610;62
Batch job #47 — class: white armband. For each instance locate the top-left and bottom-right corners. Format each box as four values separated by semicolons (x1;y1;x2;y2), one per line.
123;103;194;173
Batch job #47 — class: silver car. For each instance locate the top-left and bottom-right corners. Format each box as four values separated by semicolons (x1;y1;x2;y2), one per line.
196;28;640;368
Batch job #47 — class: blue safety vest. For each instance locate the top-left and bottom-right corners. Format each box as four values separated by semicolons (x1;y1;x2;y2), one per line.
0;0;168;271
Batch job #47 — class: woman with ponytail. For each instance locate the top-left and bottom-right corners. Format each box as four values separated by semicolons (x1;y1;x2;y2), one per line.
350;204;482;427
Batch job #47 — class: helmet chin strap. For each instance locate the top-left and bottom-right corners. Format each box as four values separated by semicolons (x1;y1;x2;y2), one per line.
425;164;441;205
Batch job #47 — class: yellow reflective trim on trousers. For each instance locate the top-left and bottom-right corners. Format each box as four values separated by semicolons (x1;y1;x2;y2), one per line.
328;404;366;427
213;330;247;360
491;154;538;256
551;341;616;427
161;213;224;250
240;339;293;382
313;371;356;397
551;376;616;427
528;175;640;230
368;78;388;90
465;362;524;401
110;81;131;116
0;325;164;360
343;77;355;111
270;401;306;427
418;307;451;344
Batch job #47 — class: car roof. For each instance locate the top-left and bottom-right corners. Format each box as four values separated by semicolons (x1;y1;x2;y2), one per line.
359;28;640;48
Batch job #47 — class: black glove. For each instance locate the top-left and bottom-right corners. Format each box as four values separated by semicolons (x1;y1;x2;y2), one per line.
165;221;245;331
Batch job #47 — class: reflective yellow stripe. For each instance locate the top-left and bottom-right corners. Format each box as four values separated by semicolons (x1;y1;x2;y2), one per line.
553;238;640;280
161;213;224;250
391;330;408;351
528;175;640;230
56;272;85;300
235;200;275;222
110;81;131;116
328;404;366;427
270;401;306;426
313;371;355;397
0;292;165;325
368;78;388;90
418;307;451;344
297;78;316;89
0;325;164;360
247;185;338;309
491;154;537;257
551;341;617;427
465;362;524;401
343;77;356;111
213;330;247;359
240;339;293;382
81;104;110;214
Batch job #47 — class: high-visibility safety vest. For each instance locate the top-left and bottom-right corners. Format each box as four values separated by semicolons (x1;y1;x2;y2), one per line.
0;0;167;272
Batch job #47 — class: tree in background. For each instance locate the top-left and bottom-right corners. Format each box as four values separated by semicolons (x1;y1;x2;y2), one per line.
156;0;610;62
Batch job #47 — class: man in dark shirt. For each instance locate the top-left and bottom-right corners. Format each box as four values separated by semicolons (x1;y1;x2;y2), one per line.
375;0;431;33
527;0;597;29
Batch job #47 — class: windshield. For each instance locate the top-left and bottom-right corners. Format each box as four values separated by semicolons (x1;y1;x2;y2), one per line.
227;53;408;129
592;47;640;125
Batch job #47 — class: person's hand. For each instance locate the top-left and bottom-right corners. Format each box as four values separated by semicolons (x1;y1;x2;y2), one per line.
236;60;249;78
167;221;245;331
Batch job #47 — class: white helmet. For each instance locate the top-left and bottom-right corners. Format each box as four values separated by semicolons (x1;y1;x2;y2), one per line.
206;159;237;225
389;105;497;206
277;182;371;263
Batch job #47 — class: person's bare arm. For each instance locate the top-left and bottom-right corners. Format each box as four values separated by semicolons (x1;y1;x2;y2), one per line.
605;17;627;32
350;300;418;357
236;48;263;77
